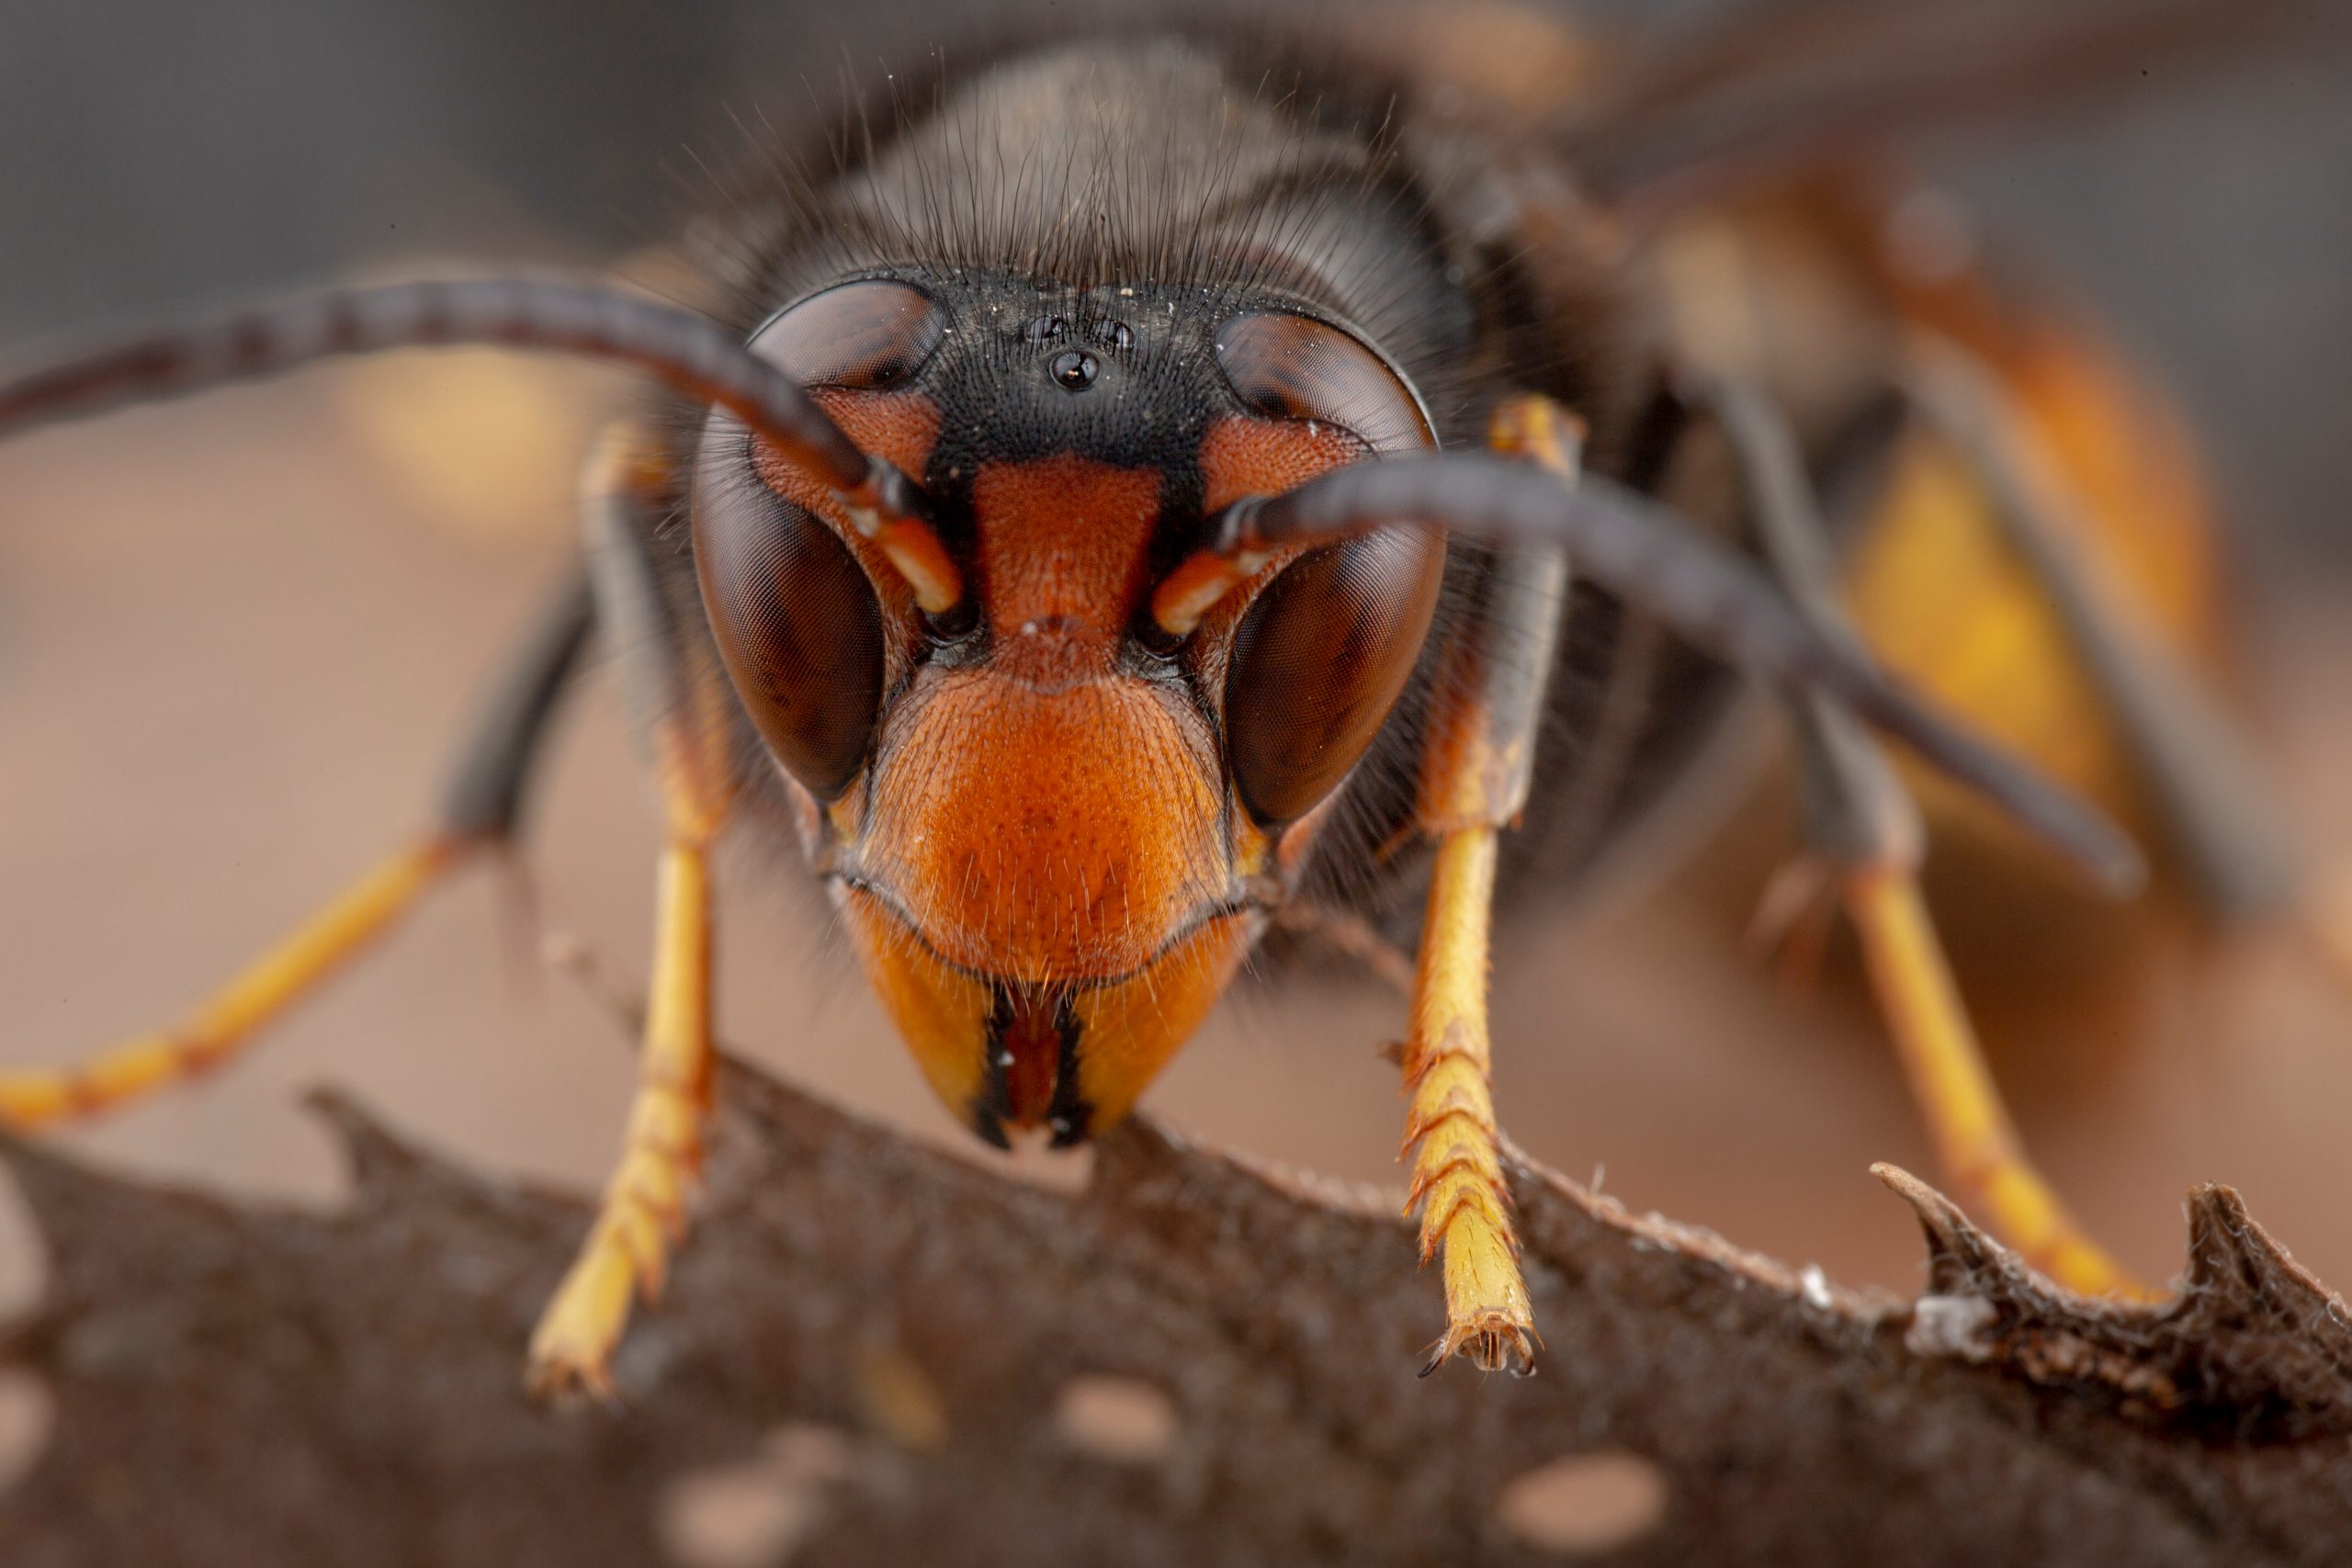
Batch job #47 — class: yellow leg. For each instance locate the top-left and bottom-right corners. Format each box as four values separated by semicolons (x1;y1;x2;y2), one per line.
1399;391;1577;1376
0;837;464;1129
1684;370;2146;1300
1843;865;2145;1298
526;422;731;1399
1403;828;1536;1373
526;837;716;1399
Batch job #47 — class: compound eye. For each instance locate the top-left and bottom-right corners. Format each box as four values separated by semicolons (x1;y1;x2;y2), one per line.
1214;311;1432;454
1224;525;1445;826
1214;310;1442;823
692;418;884;799
750;278;946;389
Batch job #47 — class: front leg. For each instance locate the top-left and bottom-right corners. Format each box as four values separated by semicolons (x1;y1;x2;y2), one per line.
526;836;718;1397
1403;396;1577;1375
527;425;737;1398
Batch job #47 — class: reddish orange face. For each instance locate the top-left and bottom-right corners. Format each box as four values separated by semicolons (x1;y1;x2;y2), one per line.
691;275;1442;1145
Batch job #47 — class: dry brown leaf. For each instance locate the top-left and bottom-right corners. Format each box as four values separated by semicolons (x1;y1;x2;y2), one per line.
0;1055;2346;1567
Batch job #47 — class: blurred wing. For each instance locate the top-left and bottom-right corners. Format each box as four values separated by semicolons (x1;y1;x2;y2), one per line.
1563;0;2318;211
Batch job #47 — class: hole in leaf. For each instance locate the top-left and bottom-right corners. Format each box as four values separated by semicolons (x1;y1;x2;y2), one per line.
0;1167;48;1325
1496;1450;1668;1556
660;1422;854;1568
1053;1374;1179;1465
0;1370;53;1497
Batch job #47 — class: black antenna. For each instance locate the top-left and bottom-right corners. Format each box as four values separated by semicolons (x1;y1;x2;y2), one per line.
0;277;919;518
1207;453;2145;895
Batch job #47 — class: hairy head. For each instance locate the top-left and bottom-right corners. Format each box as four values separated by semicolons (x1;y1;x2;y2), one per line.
683;40;1472;1143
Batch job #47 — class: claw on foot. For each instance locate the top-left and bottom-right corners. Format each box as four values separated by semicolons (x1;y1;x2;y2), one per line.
1419;1312;1540;1378
525;1244;635;1405
1414;1157;1539;1378
523;1113;702;1404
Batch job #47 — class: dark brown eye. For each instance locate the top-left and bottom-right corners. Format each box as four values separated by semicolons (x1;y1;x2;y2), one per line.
689;278;941;797
692;418;884;799
1215;311;1432;453
1216;310;1442;824
1225;525;1445;826
750;278;945;389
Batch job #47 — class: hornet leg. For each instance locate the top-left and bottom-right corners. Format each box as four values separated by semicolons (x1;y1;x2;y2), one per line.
1692;371;2143;1296
0;556;592;1128
526;424;738;1398
1402;394;1577;1373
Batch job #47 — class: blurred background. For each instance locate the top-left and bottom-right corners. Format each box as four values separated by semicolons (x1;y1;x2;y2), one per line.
2;0;2349;1441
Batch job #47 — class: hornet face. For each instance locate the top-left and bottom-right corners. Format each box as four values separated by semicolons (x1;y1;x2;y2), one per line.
683;41;1475;1147
692;267;1445;1144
